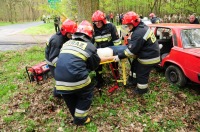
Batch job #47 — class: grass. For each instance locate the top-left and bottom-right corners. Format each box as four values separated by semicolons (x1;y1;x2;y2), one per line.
0;22;14;26
21;22;55;35
0;45;199;131
0;21;36;26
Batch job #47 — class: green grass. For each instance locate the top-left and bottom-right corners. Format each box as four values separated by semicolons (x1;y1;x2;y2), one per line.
0;22;14;26
0;45;199;131
21;22;55;35
0;47;44;101
0;21;34;26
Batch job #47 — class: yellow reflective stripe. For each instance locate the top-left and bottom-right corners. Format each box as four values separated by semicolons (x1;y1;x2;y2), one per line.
62;46;90;58
133;73;136;78
75;112;88;117
143;28;151;41
60;50;87;61
124;49;136;58
56;76;90;86
114;41;121;46
124;51;132;57
137;57;160;65
52;57;58;64
137;83;148;89
95;37;110;42
45;59;53;66
56;77;91;90
143;29;156;43
95;34;111;39
46;57;58;66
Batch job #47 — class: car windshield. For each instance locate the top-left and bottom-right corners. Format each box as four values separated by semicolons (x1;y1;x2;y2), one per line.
181;29;200;48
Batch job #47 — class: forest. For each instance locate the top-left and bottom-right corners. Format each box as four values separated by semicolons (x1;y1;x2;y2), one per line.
0;0;199;23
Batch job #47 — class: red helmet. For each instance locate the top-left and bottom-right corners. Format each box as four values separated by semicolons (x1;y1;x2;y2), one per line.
92;10;106;24
122;11;140;27
61;19;77;35
76;20;93;38
149;13;155;17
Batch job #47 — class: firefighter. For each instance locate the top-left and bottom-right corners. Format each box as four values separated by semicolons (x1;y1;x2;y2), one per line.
92;10;122;89
54;20;101;125
113;11;160;95
149;13;160;24
45;19;77;98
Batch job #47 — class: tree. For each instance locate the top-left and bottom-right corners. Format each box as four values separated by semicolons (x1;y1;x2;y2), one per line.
76;0;99;22
0;0;199;22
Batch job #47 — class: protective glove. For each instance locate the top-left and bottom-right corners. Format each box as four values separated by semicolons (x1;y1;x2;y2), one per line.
113;55;120;62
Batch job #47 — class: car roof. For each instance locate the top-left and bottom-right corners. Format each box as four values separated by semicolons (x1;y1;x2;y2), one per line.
148;23;200;29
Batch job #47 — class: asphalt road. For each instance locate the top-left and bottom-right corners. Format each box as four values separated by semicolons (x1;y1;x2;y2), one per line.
0;21;50;51
0;21;44;36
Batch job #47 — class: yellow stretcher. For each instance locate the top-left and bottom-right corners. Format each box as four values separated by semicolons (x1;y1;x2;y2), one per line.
100;57;127;85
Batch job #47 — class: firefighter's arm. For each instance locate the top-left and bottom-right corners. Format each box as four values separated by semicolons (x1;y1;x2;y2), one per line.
118;34;144;59
86;53;101;71
48;40;61;66
111;24;122;46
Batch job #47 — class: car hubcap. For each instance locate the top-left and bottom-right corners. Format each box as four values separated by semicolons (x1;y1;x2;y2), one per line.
169;71;178;83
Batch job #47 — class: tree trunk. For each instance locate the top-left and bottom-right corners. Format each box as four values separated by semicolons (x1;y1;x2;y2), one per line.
76;0;99;23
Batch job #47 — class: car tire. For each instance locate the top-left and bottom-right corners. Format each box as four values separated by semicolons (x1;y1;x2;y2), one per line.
165;65;187;87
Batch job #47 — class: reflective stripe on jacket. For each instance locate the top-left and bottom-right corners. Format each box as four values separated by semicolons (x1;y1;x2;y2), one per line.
93;23;121;48
55;39;100;93
45;31;69;67
118;22;160;65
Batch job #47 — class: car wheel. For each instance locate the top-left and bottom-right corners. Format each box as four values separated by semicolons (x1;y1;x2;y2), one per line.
165;65;187;87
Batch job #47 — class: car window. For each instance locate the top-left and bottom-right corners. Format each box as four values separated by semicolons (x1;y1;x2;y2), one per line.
156;28;172;39
181;29;200;48
120;25;129;38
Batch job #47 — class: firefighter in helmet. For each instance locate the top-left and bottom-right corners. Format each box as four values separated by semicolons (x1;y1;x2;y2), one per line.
45;19;77;97
113;11;160;95
149;13;160;24
54;20;101;125
92;10;122;89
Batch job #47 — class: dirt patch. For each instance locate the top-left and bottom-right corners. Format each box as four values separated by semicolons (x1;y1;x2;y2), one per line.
0;34;51;52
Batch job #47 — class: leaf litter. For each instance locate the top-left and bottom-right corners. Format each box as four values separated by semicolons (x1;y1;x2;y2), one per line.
0;66;199;131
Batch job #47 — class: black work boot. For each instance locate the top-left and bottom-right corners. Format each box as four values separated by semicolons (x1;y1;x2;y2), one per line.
133;87;149;95
95;73;104;96
53;87;62;98
127;76;137;87
95;78;104;88
95;73;104;88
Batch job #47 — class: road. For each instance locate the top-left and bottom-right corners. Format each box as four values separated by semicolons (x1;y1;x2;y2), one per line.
0;21;51;51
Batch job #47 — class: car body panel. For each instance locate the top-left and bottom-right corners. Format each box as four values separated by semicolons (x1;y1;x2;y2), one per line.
149;23;200;84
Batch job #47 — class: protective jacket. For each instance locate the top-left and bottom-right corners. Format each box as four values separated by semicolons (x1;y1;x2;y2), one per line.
150;17;160;24
45;31;69;66
93;23;121;48
55;38;100;94
118;22;160;65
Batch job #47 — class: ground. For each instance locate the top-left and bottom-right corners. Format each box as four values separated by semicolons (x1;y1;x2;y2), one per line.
0;21;52;52
0;22;199;131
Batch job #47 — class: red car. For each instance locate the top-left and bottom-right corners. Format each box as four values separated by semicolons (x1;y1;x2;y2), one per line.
149;23;200;87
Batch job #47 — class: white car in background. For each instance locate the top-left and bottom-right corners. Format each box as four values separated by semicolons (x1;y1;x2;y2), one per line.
119;17;152;39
